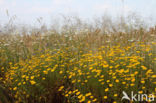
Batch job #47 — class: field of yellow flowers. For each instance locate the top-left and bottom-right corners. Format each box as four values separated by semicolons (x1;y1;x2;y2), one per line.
0;25;156;103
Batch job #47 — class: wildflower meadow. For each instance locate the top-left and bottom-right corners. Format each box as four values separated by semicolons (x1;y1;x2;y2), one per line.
0;15;156;103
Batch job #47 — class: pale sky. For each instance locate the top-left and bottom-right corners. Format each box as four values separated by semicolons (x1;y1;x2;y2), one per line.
0;0;156;25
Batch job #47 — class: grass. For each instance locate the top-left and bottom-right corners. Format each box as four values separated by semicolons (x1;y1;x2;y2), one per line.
0;16;156;103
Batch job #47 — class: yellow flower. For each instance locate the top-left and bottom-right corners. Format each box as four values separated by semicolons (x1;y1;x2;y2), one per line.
131;78;135;82
79;96;85;102
92;98;97;102
142;87;145;89
18;82;21;86
103;64;109;68
68;91;72;94
51;69;55;72
87;100;91;103
90;96;94;99
89;67;93;70
87;76;91;78
139;91;143;94
106;80;110;83
85;92;91;97
130;84;135;86
58;86;64;91
76;91;80;95
141;80;145;84
42;77;45;80
122;82;126;84
100;75;104;78
109;66;113;69
59;71;63;74
115;79;119;83
141;66;147;70
109;84;113;87
26;76;29;81
65;94;68;97
152;75;156;78
22;75;26;78
105;88;109;92
72;79;76;83
98;79;104;82
113;76;116;79
101;82;104;85
43;70;48;74
31;76;34;79
78;80;81;82
134;71;138;75
104;96;107;99
75;89;78;92
114;94;118;97
13;87;17;91
84;80;88;82
30;80;36;85
78;94;83;99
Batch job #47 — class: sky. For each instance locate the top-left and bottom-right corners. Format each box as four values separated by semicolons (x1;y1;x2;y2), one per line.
0;0;156;25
